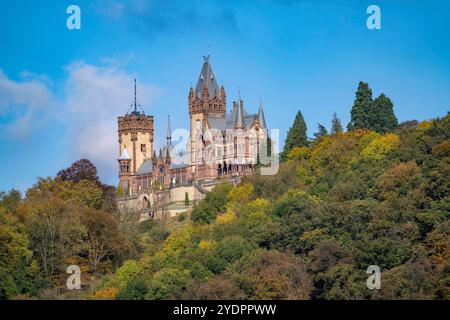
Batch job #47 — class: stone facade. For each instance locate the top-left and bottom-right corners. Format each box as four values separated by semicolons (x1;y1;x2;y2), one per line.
118;57;269;197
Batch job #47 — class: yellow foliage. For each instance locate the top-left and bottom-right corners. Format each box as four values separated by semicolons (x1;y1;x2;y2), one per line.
296;166;313;185
162;227;192;254
361;133;400;160
309;129;378;171
89;287;119;300
246;198;270;213
299;228;328;245
228;183;253;203
288;146;310;161
216;211;236;224
198;239;216;250
419;120;433;130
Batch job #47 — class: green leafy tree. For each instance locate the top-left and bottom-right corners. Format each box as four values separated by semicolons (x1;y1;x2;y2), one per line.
0;189;21;213
191;183;233;223
80;208;128;271
281;111;308;161
0;211;38;299
117;277;149;300
146;268;192;300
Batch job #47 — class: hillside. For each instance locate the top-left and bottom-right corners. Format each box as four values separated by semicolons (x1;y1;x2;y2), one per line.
93;113;450;300
1;114;449;300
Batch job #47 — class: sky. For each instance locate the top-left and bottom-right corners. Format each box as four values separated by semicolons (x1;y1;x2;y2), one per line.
0;0;449;192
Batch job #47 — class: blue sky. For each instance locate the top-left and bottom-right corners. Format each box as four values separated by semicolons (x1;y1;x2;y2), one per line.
0;0;449;192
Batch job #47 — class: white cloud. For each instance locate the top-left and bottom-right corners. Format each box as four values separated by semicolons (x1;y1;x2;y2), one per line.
0;62;162;184
0;70;54;138
62;61;162;182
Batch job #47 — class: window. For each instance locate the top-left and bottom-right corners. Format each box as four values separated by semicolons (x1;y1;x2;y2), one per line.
141;144;146;152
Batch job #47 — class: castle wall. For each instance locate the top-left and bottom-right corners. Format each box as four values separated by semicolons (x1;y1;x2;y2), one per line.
169;185;195;203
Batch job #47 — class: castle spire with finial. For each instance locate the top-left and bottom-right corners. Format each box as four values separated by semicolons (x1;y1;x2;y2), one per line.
134;79;138;113
167;114;172;148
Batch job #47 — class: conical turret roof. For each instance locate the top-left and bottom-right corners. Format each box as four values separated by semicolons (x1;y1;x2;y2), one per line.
195;56;219;98
119;147;131;160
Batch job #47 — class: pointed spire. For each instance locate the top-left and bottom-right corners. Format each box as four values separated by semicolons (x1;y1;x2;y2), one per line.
234;99;245;129
195;56;219;98
166;114;172;148
119;147;131;160
129;79;143;116
258;98;267;129
152;150;157;163
159;148;163;160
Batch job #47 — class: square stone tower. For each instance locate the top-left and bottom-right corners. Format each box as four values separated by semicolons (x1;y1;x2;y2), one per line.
118;80;154;192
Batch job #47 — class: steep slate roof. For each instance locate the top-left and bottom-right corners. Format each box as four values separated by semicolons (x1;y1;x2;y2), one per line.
195;56;220;98
258;102;267;129
206;104;257;132
234;100;245;128
136;159;153;174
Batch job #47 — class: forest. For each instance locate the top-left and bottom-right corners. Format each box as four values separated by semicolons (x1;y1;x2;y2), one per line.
0;82;449;300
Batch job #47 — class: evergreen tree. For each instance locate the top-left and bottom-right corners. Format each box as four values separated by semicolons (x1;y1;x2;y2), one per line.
281;111;308;161
313;123;328;140
347;82;398;133
184;192;190;206
372;93;398;133
347;81;373;131
331;112;343;134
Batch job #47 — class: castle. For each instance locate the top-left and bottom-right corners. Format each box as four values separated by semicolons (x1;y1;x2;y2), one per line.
117;56;269;199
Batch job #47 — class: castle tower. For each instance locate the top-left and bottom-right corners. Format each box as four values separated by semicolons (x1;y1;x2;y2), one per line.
118;79;154;192
189;56;226;167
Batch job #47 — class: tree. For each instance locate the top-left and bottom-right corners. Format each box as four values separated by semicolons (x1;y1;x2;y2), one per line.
205;236;253;274
229;250;313;299
24;198;86;280
184;192;190;206
117;277;149;300
184;276;246;300
347;82;398;133
331;112;343;134
281;111;308;161
146;268;192;300
313;123;328;140
0;211;37;299
57;159;100;184
0;189;21;213
80;208;127;271
348;81;373;131
191;183;233;223
372;93;398;133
